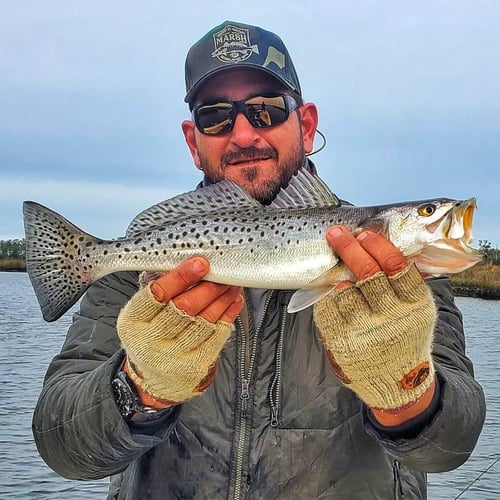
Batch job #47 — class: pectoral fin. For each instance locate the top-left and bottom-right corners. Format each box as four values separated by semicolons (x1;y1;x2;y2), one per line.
287;263;355;313
288;286;334;313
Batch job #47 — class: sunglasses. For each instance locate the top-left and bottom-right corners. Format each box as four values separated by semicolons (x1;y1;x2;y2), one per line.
192;93;299;136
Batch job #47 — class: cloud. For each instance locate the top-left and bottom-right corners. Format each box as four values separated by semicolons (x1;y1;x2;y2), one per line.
1;1;499;247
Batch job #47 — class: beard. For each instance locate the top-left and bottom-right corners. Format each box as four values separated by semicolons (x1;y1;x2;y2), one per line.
199;142;307;205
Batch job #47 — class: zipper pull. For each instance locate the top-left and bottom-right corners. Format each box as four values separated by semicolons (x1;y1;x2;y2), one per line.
270;406;279;428
241;378;250;400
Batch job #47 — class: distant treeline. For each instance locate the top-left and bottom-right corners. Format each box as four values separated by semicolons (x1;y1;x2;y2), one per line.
0;239;25;260
478;240;500;265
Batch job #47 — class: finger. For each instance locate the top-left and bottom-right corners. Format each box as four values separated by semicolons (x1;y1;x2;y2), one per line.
198;287;244;323
173;281;233;316
151;257;210;303
334;279;355;292
219;293;245;323
326;226;381;281
356;231;408;276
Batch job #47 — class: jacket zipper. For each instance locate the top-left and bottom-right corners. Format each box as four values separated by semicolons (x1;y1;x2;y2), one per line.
231;291;275;500
269;304;288;427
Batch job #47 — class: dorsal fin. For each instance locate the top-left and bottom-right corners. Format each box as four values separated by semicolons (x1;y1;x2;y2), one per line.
270;168;340;209
126;180;261;237
126;168;339;236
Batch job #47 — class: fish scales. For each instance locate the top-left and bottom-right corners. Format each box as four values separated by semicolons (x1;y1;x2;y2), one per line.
23;168;483;322
84;208;336;288
88;205;386;289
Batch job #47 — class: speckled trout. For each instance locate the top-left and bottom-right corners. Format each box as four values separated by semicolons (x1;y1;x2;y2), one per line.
23;168;482;322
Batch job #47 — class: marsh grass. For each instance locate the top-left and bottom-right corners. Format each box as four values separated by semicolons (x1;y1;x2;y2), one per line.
0;259;26;271
450;262;500;291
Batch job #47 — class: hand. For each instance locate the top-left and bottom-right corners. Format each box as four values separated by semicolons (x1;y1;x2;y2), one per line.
313;226;437;423
117;257;243;406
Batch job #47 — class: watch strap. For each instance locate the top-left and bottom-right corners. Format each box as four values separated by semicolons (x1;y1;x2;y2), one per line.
112;370;160;420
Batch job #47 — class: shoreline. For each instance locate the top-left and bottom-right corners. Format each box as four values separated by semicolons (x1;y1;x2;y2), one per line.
451;286;500;300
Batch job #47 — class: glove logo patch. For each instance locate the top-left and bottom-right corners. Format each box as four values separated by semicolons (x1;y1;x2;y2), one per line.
399;362;430;390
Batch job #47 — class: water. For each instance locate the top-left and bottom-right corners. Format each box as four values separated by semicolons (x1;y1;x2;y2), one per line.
0;273;109;499
0;272;498;499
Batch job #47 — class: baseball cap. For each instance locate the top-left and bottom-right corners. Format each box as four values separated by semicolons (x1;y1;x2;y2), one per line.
184;20;302;106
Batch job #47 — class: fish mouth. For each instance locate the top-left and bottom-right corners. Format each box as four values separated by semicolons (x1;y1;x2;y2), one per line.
443;198;477;249
418;198;483;275
425;198;477;246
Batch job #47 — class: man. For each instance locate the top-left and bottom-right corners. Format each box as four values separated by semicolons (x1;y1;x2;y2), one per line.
33;21;485;499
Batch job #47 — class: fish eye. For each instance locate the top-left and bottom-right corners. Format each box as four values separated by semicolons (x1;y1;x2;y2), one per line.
418;203;436;217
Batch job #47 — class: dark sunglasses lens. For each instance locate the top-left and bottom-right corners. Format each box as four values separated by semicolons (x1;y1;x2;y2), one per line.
196;103;233;135
194;95;292;135
245;95;287;128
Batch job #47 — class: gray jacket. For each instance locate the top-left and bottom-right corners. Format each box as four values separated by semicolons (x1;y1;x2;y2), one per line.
33;271;485;499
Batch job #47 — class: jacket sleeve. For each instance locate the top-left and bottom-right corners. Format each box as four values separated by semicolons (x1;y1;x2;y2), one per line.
32;271;180;480
363;276;486;472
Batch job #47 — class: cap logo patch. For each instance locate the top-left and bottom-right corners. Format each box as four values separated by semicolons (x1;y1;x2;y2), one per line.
211;25;259;63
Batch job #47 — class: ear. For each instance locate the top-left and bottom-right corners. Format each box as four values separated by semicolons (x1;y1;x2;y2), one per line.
181;120;202;169
298;103;319;154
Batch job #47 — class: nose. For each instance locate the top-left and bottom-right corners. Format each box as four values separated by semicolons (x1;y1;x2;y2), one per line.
230;112;260;148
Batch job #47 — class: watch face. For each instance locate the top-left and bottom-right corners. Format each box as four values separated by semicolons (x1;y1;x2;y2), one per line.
112;377;136;417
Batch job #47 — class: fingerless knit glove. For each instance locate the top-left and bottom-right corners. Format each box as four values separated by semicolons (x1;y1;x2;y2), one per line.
117;284;233;404
313;264;437;410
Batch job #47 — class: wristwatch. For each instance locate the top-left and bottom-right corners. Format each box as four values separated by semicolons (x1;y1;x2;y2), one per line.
111;370;160;420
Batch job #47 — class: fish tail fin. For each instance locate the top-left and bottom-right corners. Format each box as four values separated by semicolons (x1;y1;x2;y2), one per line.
23;201;101;322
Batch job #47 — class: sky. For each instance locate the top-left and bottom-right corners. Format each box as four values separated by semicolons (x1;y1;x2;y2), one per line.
1;1;499;247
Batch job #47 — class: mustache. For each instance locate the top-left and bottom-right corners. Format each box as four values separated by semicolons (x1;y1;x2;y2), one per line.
222;146;278;166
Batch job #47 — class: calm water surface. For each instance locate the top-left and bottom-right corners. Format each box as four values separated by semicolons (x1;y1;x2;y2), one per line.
0;272;498;499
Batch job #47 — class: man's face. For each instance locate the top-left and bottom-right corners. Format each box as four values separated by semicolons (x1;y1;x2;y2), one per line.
182;69;318;204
